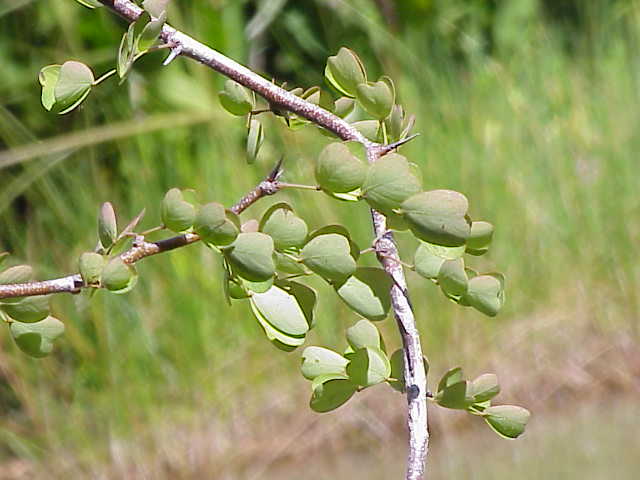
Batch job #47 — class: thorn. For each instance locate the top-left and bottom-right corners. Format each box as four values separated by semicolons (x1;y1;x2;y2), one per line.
163;44;182;66
268;156;285;182
381;133;420;154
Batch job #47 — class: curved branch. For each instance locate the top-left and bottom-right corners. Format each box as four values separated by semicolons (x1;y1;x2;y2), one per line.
0;172;280;300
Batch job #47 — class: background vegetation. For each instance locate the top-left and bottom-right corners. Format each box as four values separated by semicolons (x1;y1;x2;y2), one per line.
0;0;638;478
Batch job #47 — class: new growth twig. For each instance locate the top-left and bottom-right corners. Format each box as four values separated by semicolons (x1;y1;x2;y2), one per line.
0;166;283;300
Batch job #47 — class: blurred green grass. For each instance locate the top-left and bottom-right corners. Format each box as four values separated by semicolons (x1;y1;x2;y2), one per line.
0;1;638;478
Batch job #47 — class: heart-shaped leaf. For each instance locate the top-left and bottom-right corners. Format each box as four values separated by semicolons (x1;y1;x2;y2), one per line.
300;234;356;283
463;274;505;317
400;190;471;247
279;280;317;329
259;203;308;250
334;97;355;117
352;120;381;142
219;79;254;116
101;257;137;294
469;373;500;403
324;47;366;98
38;65;61;111
307;225;361;261
194;202;239;247
438;258;468;297
362;153;422;214
225;232;275;282
0;265;33;285
346;346;391;388
310;374;358;413
138;11;166;52
301;346;348;380
10;316;65;358
161;188;196;233
316;142;368;194
356;77;395;120
414;241;465;280
435;380;473;409
483;405;530;439
466;221;494;256
438;366;464;393
78;252;105;286
346;319;382;351
249;300;306;351
250;285;311;337
385;104;405;143
53;61;94;114
335;267;392;321
98;202;118;249
1;295;50;323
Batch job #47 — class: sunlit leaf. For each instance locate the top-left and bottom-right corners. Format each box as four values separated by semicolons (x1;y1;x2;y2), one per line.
301;346;348;380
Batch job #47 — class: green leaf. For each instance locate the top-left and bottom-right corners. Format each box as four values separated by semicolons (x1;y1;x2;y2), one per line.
400;190;471;247
301;86;335;111
38;65;61;111
98;202;118;249
466;221;495;256
101;258;137;294
53;61;94;114
117;29;134;79
438;258;468;297
138;12;167;52
483;405;530;439
161;188;196;233
469;373;500;403
279;280;317;329
250;300;306;350
385;104;405;143
335;267;392;321
310;374;358;413
315;142;368;194
225;232;275;282
194;202;238;247
246;118;264;164
356;78;395;120
352;120;381;142
241;277;274;294
436;380;473;409
219;80;254;116
274;251;307;275
334;97;355;117
324;47;367;98
10;316;65;358
300;234;356;283
0;265;33;285
346;319;381;351
362;153;422;214
143;0;170;17
250;285;311;337
259;203;308;250
438;367;464;393
301;346;348;380
307;225;360;260
78;252;104;286
463;274;505;317
1;295;50;323
346;346;391;387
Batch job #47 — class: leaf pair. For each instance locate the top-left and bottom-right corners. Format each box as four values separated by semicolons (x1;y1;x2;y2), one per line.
302;320;391;412
39;62;94;114
435;367;530;439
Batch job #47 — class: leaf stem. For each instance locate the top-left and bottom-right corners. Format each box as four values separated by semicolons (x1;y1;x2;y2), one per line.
92;69;117;86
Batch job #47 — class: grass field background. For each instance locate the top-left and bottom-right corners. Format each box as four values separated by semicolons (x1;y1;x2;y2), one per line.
0;1;638;478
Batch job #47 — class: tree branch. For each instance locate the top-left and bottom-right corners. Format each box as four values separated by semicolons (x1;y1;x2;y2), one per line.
49;2;431;477
0;169;281;300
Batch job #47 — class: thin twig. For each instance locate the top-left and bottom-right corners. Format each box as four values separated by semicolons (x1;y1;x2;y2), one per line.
0;168;282;300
